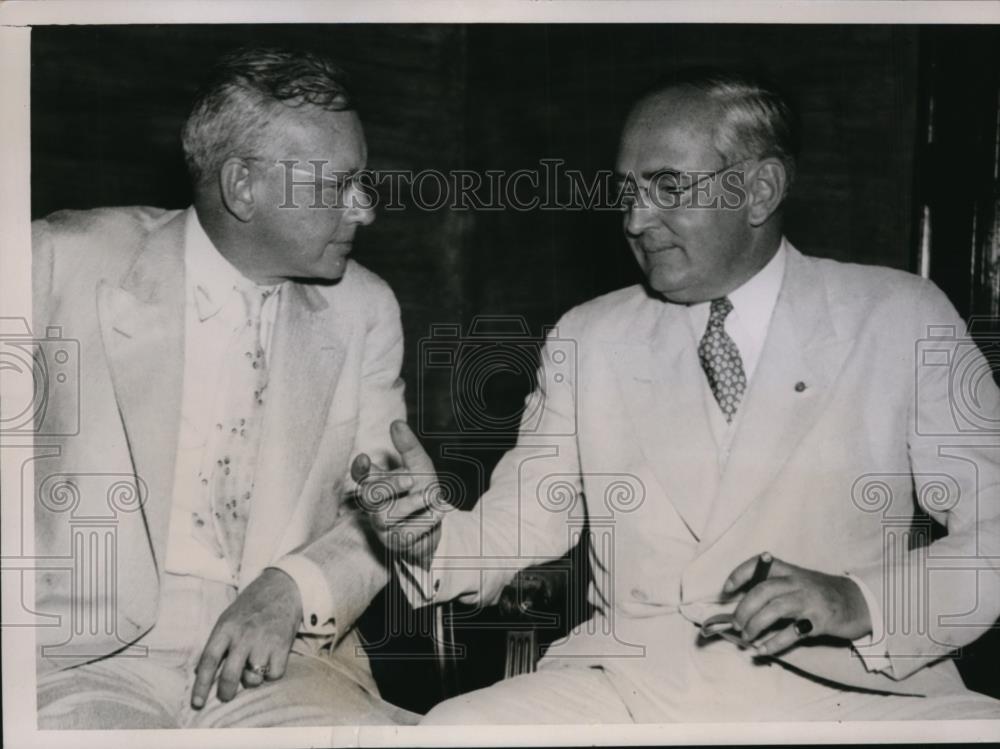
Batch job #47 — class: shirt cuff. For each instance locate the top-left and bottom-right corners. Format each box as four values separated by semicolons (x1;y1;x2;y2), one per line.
268;555;337;637
395;524;450;608
844;571;892;673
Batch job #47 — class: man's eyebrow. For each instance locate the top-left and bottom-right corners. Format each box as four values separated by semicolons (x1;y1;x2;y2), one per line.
641;167;682;180
612;167;683;183
323;166;363;178
290;165;362;181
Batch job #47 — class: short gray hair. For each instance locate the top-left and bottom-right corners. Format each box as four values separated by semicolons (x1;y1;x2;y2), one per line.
181;47;353;186
646;68;800;189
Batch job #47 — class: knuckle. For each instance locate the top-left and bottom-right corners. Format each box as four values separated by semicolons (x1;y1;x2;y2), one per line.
217;618;240;638
222;659;245;680
767;600;790;620
197;657;219;677
206;628;228;648
265;634;288;652
732;607;748;627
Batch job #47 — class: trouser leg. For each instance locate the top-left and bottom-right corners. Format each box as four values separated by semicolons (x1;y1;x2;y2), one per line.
421;665;633;725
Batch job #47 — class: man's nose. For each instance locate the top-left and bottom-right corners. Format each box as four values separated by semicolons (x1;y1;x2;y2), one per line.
345;183;376;226
623;198;658;237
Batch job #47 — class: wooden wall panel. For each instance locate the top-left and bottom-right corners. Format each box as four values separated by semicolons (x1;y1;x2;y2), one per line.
461;24;921;319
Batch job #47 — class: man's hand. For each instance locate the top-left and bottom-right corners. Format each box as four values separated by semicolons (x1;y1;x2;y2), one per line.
722;554;872;657
190;568;302;709
350;420;442;569
499;570;556;618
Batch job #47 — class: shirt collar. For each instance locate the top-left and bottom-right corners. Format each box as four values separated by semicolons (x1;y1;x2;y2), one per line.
184;207;279;322
687;237;788;337
725;237;787;336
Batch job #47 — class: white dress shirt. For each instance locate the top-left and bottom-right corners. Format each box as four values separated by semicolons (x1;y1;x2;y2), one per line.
165;209;334;635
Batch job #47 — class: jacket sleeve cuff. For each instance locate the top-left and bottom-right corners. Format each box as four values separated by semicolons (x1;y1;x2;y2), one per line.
844;571;892;674
268;555;337;637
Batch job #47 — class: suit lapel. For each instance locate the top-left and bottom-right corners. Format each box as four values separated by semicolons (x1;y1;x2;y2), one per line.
97;212;186;573
699;247;852;548
239;281;346;582
610;296;719;539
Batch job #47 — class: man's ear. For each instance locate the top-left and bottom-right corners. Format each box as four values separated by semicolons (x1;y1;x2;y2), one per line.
219;157;256;222
746;158;787;227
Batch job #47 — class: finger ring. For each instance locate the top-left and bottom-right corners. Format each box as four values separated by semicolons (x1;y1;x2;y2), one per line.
793;618;813;637
246;662;270;677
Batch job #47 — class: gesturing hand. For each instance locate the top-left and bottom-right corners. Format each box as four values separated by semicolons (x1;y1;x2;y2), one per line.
190;568;302;709
721;554;872;657
350;420;442;570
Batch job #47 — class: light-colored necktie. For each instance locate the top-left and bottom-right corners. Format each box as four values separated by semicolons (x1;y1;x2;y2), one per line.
205;285;274;580
698;296;747;423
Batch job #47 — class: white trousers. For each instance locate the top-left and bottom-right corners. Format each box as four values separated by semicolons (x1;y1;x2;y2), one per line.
37;573;418;728
421;662;1000;724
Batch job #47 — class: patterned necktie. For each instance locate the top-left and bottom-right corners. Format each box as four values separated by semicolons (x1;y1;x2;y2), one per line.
697;296;747;423
205;285;274;580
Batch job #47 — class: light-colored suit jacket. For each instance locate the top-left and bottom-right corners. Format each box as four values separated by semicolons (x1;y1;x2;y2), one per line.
32;206;405;686
431;244;1000;715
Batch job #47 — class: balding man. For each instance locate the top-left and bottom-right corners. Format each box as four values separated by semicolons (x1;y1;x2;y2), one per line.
354;69;1000;722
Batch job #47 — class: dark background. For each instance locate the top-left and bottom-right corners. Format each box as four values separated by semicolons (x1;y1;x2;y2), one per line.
31;24;999;713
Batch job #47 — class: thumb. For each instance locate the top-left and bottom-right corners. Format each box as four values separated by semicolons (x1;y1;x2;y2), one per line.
390;420;434;473
350;452;372;484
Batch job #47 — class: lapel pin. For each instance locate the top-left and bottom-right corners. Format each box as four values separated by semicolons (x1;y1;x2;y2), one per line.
794;381;807;393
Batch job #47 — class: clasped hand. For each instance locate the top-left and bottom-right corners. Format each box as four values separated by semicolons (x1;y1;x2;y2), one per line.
721;554;872;657
350;420;443;569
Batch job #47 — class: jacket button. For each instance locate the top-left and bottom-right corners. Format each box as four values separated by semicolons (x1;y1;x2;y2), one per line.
310;614;318;626
630;587;648;602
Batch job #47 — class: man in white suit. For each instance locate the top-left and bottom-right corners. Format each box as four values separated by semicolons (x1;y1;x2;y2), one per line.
33;47;416;727
354;70;1000;721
